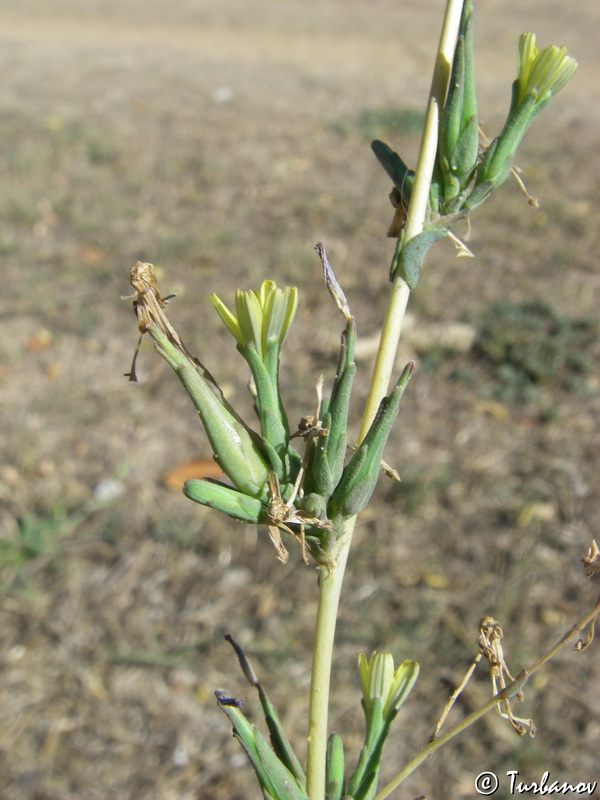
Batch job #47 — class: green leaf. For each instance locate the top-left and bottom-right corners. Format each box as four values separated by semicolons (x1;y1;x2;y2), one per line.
390;224;449;287
224;635;307;791
254;730;309;800
215;692;264;785
216;692;307;800
372;139;415;208
257;683;307;790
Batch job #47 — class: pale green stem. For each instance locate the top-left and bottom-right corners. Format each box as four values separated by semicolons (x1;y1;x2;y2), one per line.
361;0;465;436
373;672;530;800
305;525;352;800
305;2;465;798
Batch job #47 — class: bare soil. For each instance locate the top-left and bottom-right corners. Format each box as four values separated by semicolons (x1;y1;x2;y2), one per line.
0;2;599;799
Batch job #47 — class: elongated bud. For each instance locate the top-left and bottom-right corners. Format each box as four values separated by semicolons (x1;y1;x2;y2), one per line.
438;0;479;209
325;733;345;800
347;652;419;800
184;478;265;524
303;250;357;505
312;361;356;496
328;362;414;518
211;281;299;482
148;326;270;501
304;288;357;501
242;337;292;477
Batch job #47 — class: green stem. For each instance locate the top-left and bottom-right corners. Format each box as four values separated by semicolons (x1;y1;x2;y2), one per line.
305;3;465;798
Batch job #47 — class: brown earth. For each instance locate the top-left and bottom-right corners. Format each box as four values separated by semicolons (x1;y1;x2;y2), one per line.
0;1;599;799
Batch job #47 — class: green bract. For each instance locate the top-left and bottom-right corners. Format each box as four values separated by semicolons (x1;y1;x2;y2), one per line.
184;478;265;524
438;0;478;211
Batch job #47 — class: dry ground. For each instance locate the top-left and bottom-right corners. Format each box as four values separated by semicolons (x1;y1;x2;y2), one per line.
0;1;599;799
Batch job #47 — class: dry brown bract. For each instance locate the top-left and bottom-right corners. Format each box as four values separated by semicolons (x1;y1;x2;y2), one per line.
122;261;180;381
478;616;536;737
265;472;332;565
581;539;600;577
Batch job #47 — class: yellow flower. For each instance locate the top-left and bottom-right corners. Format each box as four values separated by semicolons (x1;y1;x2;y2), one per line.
358;651;419;721
515;33;577;108
211;280;298;361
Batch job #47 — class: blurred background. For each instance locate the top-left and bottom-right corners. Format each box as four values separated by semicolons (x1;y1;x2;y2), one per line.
0;1;598;798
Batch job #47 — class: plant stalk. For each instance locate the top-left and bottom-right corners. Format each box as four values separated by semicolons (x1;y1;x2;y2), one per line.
360;0;465;435
372;672;530;800
305;2;465;798
305;524;353;800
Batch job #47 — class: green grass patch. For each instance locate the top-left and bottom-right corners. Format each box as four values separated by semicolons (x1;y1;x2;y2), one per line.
469;299;597;404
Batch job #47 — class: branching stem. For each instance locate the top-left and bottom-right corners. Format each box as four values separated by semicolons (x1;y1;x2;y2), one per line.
373;596;600;800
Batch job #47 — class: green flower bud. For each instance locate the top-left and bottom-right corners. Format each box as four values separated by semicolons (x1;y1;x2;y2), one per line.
328;363;413;518
147;326;270;501
347;651;419;800
357;651;419;722
513;33;577;112
438;0;479;209
184;478;265;524
325;733;345;800
211;281;299;483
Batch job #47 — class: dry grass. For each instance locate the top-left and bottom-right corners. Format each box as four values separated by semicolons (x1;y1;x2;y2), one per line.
1;2;599;798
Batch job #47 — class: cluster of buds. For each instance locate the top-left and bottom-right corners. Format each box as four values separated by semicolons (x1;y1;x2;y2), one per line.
372;0;577;287
125;253;412;564
215;641;419;800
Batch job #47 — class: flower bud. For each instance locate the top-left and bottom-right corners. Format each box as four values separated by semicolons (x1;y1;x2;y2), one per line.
438;0;479;209
211;281;299;482
358;651;419;722
148;326;271;501
328;362;413;518
211;280;298;364
184;478;265;524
